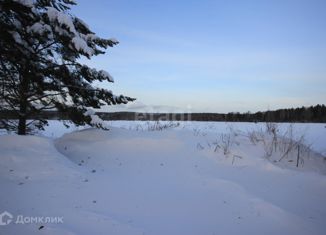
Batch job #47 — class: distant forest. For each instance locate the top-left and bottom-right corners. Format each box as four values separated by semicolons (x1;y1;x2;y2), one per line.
1;104;326;123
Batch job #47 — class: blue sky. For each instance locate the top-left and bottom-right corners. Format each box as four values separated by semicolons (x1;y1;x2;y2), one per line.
75;0;326;113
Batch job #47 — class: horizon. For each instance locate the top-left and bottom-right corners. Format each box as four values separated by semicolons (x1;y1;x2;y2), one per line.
95;104;325;114
74;0;326;113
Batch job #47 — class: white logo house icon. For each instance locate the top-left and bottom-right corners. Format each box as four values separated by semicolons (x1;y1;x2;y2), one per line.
0;211;13;226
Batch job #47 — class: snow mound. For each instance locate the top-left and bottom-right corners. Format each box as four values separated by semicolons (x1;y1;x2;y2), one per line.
0;135;80;181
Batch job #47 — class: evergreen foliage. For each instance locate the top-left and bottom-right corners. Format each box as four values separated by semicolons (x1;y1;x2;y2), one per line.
0;0;135;134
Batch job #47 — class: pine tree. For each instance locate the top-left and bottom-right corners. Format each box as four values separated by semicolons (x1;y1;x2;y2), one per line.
0;0;135;135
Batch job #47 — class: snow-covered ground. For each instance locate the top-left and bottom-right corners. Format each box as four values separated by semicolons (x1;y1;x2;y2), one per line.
42;120;326;155
1;121;326;235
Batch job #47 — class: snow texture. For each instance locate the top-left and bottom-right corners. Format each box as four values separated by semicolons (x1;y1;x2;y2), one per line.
12;19;22;29
109;37;119;44
10;31;23;44
46;7;59;22
27;22;52;35
84;108;96;116
71;36;94;57
13;0;34;7
48;7;94;56
84;108;106;127
76;18;90;31
83;33;98;41
46;6;116;58
99;70;114;82
89;114;105;126
47;7;77;34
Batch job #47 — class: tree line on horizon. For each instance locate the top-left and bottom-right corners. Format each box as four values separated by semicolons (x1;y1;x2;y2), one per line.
1;104;325;123
215;104;326;123
95;104;326;123
130;104;326;123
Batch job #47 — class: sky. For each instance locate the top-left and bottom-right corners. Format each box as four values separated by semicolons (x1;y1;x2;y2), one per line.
74;0;326;113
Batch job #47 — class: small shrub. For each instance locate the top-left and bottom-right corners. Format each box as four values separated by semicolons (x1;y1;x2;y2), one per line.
220;133;233;155
146;121;180;131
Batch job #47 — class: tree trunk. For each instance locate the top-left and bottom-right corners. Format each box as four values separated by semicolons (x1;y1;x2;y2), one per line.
17;75;29;135
18;114;26;135
18;96;27;135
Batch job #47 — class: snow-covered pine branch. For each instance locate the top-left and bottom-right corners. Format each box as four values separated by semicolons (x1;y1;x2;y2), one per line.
0;0;135;134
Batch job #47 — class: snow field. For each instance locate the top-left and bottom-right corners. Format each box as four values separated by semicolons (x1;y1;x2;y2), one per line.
0;121;325;235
